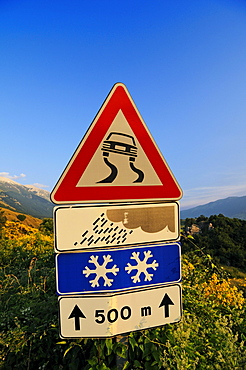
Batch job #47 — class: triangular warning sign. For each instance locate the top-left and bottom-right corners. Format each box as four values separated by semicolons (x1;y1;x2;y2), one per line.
51;83;182;204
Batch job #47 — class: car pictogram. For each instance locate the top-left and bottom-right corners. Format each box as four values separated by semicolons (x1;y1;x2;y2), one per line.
101;132;137;160
98;131;144;184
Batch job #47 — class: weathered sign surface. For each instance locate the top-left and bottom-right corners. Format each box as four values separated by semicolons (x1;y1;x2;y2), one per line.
59;284;182;338
54;202;180;252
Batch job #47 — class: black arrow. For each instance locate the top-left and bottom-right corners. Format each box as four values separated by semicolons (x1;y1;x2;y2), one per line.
68;305;86;331
159;294;174;318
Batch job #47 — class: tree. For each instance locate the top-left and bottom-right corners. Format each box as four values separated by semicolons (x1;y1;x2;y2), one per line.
17;214;26;222
184;215;246;271
196;215;208;222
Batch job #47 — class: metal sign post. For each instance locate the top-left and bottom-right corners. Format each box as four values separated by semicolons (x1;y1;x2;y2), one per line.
51;83;183;351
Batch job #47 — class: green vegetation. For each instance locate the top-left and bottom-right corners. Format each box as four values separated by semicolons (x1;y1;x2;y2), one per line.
0;211;7;238
17;214;26;222
39;218;53;236
183;214;246;271
0;216;245;369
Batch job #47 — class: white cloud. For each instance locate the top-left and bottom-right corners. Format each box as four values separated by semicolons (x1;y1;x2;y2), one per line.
0;172;26;180
31;183;49;189
0;173;49;189
180;184;246;210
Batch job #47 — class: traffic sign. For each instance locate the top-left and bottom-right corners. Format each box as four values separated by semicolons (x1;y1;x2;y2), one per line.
50;83;182;204
56;243;181;294
59;284;182;338
54;202;180;252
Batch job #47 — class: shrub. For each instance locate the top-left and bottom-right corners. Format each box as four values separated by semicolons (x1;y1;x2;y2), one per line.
0;221;245;369
17;214;26;222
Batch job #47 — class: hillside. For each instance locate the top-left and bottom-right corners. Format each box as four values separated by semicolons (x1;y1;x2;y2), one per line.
181;195;246;220
0;177;53;219
0;207;42;228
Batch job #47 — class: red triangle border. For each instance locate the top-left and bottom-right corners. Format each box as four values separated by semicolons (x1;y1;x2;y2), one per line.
51;83;182;204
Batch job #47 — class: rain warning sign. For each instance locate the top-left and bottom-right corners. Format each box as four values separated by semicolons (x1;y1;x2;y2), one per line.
54;202;180;252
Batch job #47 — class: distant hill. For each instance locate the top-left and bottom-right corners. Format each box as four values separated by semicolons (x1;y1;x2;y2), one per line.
181;196;246;220
0;177;53;219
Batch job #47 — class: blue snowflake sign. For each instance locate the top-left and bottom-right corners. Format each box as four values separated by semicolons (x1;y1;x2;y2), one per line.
56;243;181;295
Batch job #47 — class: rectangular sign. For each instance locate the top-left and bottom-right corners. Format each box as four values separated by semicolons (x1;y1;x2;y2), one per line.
54;202;179;252
59;284;182;338
56;243;181;295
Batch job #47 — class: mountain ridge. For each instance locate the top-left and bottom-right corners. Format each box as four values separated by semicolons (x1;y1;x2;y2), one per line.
0;177;53;219
1;177;246;221
181;195;246;220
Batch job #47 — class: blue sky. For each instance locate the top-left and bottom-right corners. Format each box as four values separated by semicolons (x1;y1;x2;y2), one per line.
1;0;246;209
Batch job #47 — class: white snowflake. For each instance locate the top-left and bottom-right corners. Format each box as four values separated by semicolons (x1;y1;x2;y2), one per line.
125;250;159;283
82;255;119;287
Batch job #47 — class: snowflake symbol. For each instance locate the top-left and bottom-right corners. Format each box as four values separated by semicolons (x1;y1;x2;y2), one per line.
125;250;159;283
82;255;119;287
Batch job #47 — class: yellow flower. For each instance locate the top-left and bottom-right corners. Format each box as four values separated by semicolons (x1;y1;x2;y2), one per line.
3;221;37;239
2;220;53;254
202;273;245;309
